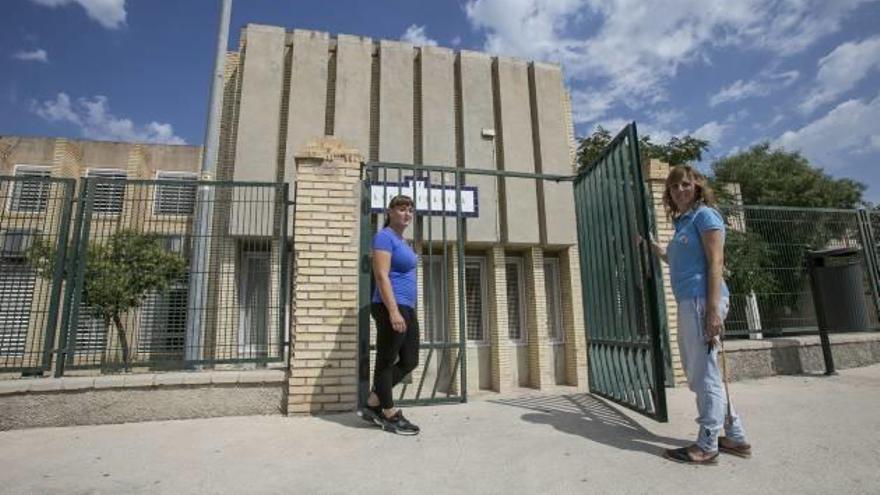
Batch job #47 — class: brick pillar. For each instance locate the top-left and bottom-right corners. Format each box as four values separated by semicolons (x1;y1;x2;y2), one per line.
646;159;685;384
525;247;553;388
487;246;512;392
288;138;363;414
560;246;588;387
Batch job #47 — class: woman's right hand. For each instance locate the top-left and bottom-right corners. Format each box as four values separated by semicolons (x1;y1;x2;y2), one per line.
390;309;407;333
637;234;666;259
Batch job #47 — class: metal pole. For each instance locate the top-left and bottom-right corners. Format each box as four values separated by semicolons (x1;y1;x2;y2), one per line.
807;257;838;376
185;0;232;363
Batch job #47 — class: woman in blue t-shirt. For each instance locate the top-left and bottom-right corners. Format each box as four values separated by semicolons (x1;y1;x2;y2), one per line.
649;165;751;465
360;195;420;435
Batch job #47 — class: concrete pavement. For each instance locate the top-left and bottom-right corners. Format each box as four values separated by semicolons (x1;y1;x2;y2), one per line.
1;365;879;494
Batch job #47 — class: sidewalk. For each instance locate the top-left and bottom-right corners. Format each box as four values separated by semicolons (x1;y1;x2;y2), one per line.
1;365;879;495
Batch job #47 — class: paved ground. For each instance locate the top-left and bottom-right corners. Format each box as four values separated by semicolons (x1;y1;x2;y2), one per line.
1;365;879;495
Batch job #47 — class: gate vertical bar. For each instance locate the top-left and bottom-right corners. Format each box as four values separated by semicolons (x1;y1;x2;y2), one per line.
357;173;373;409
278;182;290;361
55;179;93;377
40;179;75;373
455;169;467;403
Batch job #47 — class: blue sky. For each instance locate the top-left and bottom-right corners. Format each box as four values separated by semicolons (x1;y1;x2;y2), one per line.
3;0;879;202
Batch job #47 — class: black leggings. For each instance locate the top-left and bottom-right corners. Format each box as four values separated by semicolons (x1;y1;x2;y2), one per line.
371;303;420;409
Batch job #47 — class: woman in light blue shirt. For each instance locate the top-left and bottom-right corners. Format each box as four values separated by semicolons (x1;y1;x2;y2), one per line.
650;165;752;465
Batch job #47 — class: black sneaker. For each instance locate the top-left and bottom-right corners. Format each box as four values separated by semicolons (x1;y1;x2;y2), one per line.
381;411;420;436
358;404;384;427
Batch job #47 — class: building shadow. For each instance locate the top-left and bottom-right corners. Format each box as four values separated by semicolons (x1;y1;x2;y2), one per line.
491;393;684;457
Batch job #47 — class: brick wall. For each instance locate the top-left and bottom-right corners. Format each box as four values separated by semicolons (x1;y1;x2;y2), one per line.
288;138;362;414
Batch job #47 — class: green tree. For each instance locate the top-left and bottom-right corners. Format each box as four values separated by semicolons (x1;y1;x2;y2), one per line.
29;231;186;370
711;143;865;208
576;125;709;170
713;143;867;333
723;229;778;298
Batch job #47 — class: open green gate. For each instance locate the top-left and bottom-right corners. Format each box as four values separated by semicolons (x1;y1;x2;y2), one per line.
573;123;669;421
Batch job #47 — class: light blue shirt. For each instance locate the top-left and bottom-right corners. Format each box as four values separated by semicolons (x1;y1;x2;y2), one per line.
371;227;418;308
667;205;730;302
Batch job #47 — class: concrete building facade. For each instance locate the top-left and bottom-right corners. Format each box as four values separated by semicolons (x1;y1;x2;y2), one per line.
217;24;588;413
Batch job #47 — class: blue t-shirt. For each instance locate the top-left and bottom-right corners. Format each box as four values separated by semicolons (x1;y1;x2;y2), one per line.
371;227;418;308
667;205;730;302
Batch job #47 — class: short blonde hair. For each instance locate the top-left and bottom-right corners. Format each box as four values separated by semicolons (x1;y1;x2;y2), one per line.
662;165;716;219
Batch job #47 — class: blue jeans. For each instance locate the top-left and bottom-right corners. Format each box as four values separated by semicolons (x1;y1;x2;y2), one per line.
677;297;748;452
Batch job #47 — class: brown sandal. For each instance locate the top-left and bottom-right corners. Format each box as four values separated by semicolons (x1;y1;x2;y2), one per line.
718;437;752;458
663;446;719;465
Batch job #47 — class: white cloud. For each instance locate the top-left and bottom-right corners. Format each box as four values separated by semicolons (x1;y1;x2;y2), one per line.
800;36;880;113
32;93;185;145
709;70;799;106
400;25;438;46
648;108;685;128
777;93;880;170
465;0;873;123
30;0;126;29
12;48;49;63
693;121;728;143
465;0;587;64
570;88;614;124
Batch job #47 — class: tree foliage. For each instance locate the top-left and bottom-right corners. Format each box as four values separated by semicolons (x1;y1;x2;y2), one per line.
711;143;865;208
576;125;709;170
29;230;186;370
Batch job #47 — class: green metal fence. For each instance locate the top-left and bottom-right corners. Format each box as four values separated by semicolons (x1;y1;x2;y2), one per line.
358;161;574;407
573;123;668;422
720;204;880;337
56;178;290;373
0;176;75;373
2;175;292;377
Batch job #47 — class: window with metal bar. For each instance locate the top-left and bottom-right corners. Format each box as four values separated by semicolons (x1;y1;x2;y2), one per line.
423;256;449;343
10;165;51;213
0;263;35;358
86;168;127;214
465;258;487;342
154;171;198;215
137;235;188;358
544;258;563;342
75;314;108;353
137;281;188;358
505;257;526;342
0;229;35;259
239;249;270;358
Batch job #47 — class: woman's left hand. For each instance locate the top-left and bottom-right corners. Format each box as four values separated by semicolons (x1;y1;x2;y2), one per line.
705;309;723;343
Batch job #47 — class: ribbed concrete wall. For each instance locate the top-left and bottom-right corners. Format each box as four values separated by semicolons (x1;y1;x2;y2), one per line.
283;29;329;182
495;57;540;244
460;51;500;243
333;34;373;159
233;25;286;183
531;63;577;245
421;46;458;242
227;24;575;250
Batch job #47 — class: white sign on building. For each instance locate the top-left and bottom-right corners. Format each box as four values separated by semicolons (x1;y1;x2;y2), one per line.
370;177;479;218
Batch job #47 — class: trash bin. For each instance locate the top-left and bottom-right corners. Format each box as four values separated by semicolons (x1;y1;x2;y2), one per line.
806;247;871;333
